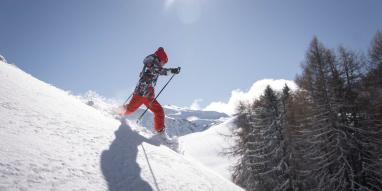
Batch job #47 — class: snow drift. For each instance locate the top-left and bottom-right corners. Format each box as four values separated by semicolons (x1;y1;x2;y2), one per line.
0;61;242;191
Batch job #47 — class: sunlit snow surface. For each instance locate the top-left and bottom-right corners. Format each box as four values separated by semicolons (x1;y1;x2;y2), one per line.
179;118;238;180
0;62;242;191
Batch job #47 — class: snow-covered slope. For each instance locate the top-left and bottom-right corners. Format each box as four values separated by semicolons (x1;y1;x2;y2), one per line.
179;118;238;181
0;61;242;191
79;91;228;137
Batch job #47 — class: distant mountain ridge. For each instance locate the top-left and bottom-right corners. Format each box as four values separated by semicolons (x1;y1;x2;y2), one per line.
79;90;229;137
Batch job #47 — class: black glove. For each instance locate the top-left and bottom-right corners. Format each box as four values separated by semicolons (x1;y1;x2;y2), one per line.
170;67;181;74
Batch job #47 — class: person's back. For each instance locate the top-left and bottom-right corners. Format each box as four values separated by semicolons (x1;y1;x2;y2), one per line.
134;51;171;99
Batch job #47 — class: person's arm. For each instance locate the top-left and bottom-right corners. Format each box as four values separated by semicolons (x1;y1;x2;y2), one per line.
169;67;181;74
144;55;181;75
157;66;181;75
155;65;170;76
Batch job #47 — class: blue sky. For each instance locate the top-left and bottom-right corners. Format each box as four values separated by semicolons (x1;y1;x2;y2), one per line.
1;0;382;110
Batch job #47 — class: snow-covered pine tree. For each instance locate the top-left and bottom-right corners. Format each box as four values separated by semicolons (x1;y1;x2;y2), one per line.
296;37;354;190
232;86;293;191
296;37;382;190
335;46;382;190
248;86;284;190
368;31;382;67
365;31;382;115
231;102;255;189
286;88;316;190
232;34;382;191
280;85;298;191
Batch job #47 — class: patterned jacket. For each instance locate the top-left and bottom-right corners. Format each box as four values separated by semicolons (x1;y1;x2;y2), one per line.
134;54;170;99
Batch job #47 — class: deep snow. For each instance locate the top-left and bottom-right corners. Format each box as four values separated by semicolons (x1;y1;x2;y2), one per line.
0;61;242;191
179;118;238;180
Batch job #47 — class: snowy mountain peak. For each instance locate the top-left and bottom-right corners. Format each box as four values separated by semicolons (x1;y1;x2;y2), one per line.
0;62;242;190
163;104;187;111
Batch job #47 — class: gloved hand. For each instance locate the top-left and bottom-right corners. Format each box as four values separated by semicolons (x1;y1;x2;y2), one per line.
170;67;181;74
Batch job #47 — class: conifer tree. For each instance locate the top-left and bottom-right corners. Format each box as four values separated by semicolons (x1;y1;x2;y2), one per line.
232;86;294;191
231;33;382;191
296;37;382;190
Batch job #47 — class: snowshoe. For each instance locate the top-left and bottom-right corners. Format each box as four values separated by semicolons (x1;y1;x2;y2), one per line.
151;130;179;152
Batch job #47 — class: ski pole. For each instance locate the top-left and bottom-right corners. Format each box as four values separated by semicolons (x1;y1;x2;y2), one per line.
137;73;177;123
123;65;147;106
123;93;133;106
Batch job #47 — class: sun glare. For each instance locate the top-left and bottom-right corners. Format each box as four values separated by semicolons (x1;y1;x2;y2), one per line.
165;0;202;24
165;0;176;9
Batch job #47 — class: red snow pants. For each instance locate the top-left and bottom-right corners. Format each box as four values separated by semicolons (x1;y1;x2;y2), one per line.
124;94;165;132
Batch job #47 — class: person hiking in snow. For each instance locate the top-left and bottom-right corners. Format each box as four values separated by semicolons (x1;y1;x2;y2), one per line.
122;47;180;134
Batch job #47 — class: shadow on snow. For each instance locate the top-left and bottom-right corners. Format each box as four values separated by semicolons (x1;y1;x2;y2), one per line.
101;120;160;191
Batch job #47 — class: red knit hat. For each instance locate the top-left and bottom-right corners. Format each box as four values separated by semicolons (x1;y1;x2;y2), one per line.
154;47;168;64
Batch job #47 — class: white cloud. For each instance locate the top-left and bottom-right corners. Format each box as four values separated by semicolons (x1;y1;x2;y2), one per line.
203;79;298;115
189;99;203;110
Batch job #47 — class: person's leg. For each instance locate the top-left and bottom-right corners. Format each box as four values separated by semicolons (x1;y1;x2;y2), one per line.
124;95;144;115
143;99;165;132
